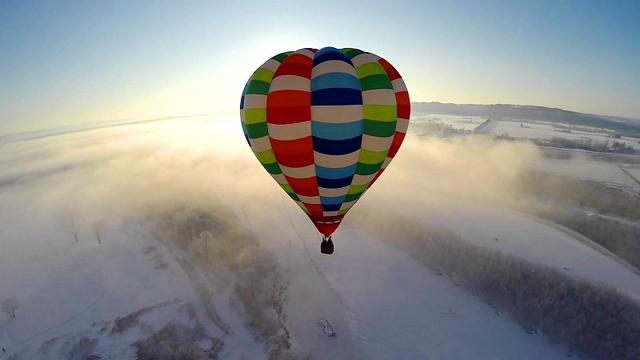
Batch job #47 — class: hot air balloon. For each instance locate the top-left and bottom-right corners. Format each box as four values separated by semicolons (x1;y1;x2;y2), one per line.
240;47;410;254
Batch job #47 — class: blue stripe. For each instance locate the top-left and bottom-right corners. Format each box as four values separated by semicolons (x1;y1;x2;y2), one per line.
313;47;353;66
312;120;363;140
315;164;358;179
313;135;362;155
322;203;342;212
317;176;353;188
311;88;362;105
321;195;346;205
311;73;361;91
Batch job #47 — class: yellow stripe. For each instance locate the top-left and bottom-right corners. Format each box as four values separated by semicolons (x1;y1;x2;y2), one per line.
358;149;387;164
356;62;386;78
255;149;276;164
363;105;396;122
252;68;274;83
348;184;367;194
243;108;266;124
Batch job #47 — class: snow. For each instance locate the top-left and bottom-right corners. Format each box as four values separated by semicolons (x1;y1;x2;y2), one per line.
1;117;638;359
411;114;487;131
534;157;640;190
478;119;640;150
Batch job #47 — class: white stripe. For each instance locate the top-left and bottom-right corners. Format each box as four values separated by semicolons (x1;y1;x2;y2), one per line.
318;186;350;197
312;60;357;77
298;194;321;204
242;94;267;109
322;210;342;217
267;121;311;141
249;136;272;152
361;134;394;151
279;164;315;178
362;89;396;105
272;173;287;184
391;78;407;92
296;48;315;58
296;201;310;213
396;118;410;133
311;105;362;123
314;150;360;168
269;75;309;92
351;53;380;67
339;200;357;211
262;59;281;72
351;173;376;186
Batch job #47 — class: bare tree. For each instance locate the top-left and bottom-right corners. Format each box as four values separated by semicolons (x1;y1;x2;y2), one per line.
2;297;20;319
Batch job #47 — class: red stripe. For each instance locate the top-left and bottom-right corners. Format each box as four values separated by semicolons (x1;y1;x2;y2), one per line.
396;91;410;119
274;53;313;78
270;137;315;167
310;215;344;236
285;176;319;196
304;203;323;217
270;137;312;155
378;58;401;81
387;131;406;158
268;90;310;108
395;91;410;106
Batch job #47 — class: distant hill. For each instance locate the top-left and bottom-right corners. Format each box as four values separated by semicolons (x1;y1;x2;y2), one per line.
412;102;640;137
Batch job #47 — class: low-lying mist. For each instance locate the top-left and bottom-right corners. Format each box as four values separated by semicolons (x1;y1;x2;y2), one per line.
0;117;547;254
1;117;639;359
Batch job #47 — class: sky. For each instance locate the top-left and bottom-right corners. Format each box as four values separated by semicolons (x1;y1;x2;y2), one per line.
1;0;639;133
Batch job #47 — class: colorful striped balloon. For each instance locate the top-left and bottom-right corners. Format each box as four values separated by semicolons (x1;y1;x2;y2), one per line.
240;47;410;237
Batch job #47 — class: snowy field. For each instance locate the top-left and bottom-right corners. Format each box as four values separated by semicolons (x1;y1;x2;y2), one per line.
1;117;638;359
535;156;640;191
479;119;640;151
411;113;487;132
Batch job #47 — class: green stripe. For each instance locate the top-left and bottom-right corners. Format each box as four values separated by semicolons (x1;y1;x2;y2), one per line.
345;192;364;202
243;108;266;124
255;150;276;164
245;122;268;138
360;74;393;91
281;184;300;201
272;52;292;63
262;162;282;175
251;68;274;83
358;149;387;164
348;184;367;194
355;162;383;175
341;48;366;59
363;105;396;122
241;121;248;137
356;62;386;78
246;80;270;95
363;119;397;137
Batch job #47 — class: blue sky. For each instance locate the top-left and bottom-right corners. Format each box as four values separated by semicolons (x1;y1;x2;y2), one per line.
1;0;639;132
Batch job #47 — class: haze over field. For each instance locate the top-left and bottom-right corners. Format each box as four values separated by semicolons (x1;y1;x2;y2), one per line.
1;116;639;359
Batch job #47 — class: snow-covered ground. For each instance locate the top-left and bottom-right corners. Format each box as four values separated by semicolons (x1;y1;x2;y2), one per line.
1;117;638;359
535;156;640;191
478;119;640;151
411;114;487;131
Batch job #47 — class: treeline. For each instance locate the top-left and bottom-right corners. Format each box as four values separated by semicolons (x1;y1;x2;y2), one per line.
353;211;640;360
515;170;640;269
151;206;295;360
516;170;640;219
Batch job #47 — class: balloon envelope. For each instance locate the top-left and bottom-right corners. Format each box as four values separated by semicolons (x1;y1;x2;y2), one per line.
240;47;410;236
